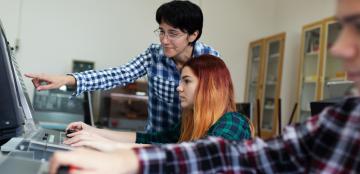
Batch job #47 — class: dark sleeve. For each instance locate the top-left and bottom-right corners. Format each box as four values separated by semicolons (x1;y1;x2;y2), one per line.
135;125;180;144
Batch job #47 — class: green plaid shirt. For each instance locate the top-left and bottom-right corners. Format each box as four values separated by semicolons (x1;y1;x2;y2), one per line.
136;112;251;144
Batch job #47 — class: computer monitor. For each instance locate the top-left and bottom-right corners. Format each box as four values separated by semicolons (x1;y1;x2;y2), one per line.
310;101;336;116
83;91;95;126
236;103;251;119
0;20;25;141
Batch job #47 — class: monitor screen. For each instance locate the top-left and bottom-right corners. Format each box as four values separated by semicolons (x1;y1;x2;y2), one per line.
0;20;25;140
83;92;95;126
236;103;251;119
310;101;336;116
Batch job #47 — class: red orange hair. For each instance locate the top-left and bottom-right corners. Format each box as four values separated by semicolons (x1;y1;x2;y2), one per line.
179;54;237;142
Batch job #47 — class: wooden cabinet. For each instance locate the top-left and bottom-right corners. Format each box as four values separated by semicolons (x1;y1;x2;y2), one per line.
296;17;352;122
244;33;286;138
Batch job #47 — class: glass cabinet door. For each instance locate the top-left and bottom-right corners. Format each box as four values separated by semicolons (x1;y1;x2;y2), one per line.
261;40;281;131
245;33;285;138
246;43;263;103
322;21;354;99
299;26;322;122
245;41;264;133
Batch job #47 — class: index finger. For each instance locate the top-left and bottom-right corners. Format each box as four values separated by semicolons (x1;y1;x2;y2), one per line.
24;73;41;79
67;130;85;137
31;78;41;88
66;122;83;131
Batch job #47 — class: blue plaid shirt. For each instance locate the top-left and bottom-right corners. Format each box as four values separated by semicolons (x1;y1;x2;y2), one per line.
71;42;219;133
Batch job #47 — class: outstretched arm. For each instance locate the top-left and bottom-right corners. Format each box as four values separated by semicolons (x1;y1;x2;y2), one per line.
25;73;76;91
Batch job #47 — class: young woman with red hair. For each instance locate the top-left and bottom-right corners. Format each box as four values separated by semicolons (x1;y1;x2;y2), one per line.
177;54;253;142
64;54;253;149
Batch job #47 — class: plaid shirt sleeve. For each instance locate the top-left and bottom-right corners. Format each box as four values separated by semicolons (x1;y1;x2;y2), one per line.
133;97;360;173
207;112;251;141
70;45;154;95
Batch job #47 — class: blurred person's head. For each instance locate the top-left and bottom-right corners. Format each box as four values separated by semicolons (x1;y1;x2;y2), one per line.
331;0;360;91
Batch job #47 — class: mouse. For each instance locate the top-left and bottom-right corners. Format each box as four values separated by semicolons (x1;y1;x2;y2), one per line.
56;165;69;174
65;129;76;138
57;165;79;174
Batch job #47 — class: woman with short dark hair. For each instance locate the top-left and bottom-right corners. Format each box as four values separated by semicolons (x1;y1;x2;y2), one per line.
26;0;219;135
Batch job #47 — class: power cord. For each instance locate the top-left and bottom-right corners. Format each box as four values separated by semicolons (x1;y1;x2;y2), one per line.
41;133;49;162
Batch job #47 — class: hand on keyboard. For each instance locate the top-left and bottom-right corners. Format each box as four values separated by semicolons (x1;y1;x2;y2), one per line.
65;121;97;134
65;129;76;138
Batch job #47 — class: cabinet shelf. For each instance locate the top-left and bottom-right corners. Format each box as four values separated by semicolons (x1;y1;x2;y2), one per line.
301;109;311;113
265;81;277;85
305;51;319;57
326;80;353;86
250;80;258;85
268;53;280;60
252;57;260;62
326;76;346;81
303;75;317;83
264;105;275;110
304;79;317;83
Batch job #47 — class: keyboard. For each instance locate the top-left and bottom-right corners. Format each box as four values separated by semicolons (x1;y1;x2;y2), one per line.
31;128;66;145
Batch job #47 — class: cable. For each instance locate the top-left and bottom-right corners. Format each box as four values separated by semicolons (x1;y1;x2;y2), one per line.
41;133;49;162
14;0;24;52
256;99;261;137
278;98;282;135
287;103;298;126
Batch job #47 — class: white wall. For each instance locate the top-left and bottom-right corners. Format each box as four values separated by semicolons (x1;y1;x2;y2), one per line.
0;0;21;45
15;0;165;95
0;0;276;119
0;0;338;125
200;0;277;103
1;0;167;117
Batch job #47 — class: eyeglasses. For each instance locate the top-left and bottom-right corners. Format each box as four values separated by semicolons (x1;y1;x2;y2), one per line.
154;29;187;41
